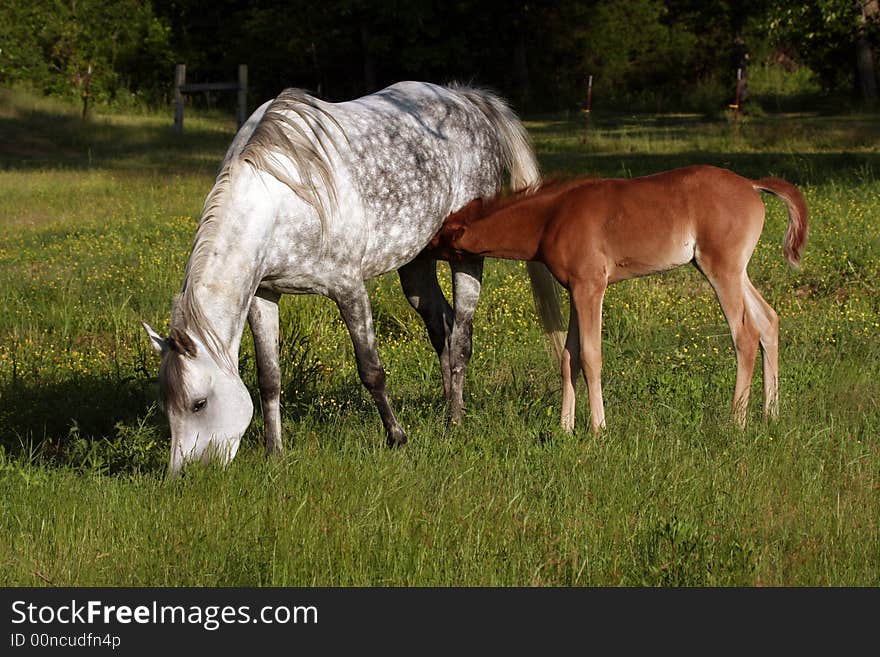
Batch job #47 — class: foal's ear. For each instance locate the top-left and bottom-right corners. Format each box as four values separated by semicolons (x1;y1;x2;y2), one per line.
142;322;167;356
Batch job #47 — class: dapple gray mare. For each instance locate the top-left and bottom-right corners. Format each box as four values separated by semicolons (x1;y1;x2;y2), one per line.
143;81;560;475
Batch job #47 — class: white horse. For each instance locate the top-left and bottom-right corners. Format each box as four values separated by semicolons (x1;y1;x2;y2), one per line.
143;81;561;475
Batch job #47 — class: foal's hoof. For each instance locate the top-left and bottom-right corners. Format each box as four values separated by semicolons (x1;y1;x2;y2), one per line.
386;429;408;448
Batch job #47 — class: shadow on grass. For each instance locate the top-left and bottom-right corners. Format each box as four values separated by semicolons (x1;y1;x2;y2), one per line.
0;104;234;175
0;368;422;471
530;113;880;184
4;100;879;185
0;373;167;473
539;150;880;185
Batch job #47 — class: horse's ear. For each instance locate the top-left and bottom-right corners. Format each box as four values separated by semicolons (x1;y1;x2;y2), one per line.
142;322;168;356
169;327;198;358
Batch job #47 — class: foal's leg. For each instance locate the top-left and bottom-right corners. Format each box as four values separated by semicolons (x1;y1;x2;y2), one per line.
398;258;454;402
248;291;283;453
701;267;760;429
745;280;780;419
560;308;581;432
448;257;484;423
570;278;608;433
333;282;408;446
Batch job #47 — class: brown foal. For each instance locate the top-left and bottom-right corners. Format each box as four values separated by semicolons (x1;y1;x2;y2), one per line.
427;165;808;432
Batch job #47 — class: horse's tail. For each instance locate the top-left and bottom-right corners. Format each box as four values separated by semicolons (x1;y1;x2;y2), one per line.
753;177;809;268
526;262;566;361
451;84;541;191
491;104;566;363
454;84;565;363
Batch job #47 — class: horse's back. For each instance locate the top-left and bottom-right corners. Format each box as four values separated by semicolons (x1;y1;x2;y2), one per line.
216;81;515;284
332;81;506;205
322;82;508;276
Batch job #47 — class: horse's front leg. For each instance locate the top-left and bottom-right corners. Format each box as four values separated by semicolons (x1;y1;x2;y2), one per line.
448;257;484;423
248;290;283;454
334;283;408;447
398;258;454;402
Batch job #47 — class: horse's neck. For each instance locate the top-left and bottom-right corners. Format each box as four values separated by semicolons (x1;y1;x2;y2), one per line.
464;197;551;261
182;259;257;364
181;175;277;363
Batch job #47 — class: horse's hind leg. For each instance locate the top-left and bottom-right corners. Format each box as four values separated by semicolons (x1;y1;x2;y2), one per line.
701;265;760;429
448;257;485;423
333;282;408;447
745;280;780;420
248;291;283;453
570;278;607;433
560;308;581;432
398;259;454;402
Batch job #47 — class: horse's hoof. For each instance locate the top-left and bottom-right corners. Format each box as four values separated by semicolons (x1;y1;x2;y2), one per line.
387;430;408;448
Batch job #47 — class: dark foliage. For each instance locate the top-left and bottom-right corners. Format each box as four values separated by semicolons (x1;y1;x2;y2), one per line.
1;0;877;112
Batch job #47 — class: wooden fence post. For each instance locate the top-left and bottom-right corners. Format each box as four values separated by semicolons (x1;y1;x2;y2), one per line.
237;64;248;127
174;64;186;134
174;64;247;133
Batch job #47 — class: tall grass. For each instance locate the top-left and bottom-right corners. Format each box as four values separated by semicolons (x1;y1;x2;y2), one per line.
0;90;877;585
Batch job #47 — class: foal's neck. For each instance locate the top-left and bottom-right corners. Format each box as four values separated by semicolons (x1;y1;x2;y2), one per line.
462;193;555;261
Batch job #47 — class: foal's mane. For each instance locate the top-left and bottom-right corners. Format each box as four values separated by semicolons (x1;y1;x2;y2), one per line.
459;175;590;225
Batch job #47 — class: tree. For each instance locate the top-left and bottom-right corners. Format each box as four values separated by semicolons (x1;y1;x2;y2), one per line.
0;0;174;105
762;0;880;101
856;0;879;104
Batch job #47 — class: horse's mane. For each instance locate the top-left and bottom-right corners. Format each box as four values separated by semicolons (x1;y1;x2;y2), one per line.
163;89;348;394
167;162;238;377
161;276;235;411
240;88;345;239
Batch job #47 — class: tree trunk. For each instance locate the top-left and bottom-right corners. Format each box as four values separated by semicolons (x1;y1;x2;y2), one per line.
513;6;531;111
857;0;879;105
514;31;530;110
309;41;323;97
360;22;377;95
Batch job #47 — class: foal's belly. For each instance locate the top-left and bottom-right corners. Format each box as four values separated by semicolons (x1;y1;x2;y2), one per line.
608;234;696;282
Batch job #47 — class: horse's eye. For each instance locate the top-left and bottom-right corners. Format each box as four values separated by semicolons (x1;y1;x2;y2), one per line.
192;398;207;413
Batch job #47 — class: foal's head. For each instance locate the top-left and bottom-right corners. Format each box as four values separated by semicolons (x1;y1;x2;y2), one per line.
143;323;253;476
430;178;582;259
428;198;485;258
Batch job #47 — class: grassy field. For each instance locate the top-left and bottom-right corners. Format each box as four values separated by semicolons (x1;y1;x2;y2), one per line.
0;89;878;586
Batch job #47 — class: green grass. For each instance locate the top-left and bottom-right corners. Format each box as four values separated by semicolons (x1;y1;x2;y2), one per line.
0;91;878;586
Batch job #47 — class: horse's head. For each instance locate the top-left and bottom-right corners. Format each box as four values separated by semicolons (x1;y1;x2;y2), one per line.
143;322;253;476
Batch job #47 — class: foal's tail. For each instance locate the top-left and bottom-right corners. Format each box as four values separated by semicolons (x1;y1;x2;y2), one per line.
455;84;566;362
753;177;809;268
